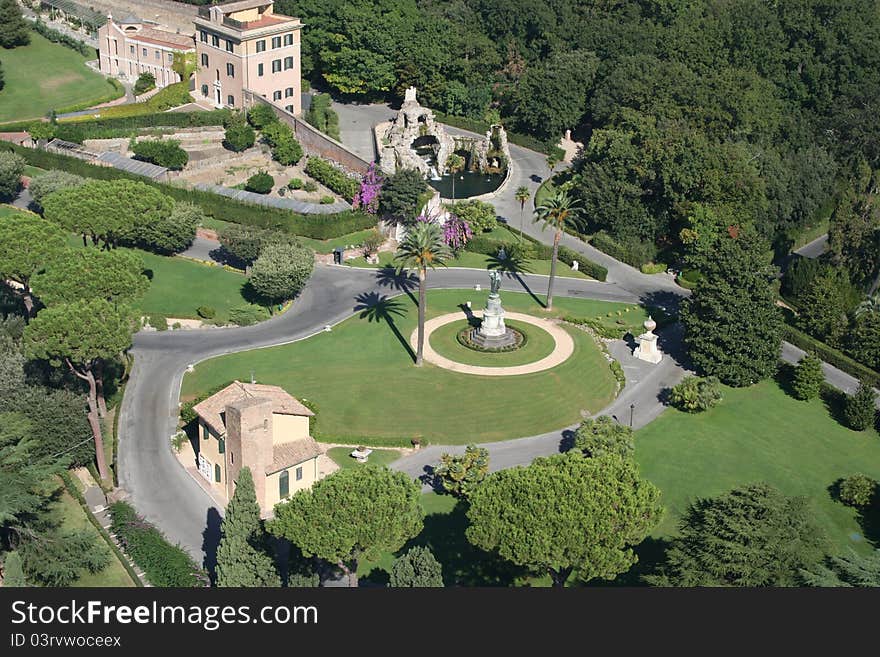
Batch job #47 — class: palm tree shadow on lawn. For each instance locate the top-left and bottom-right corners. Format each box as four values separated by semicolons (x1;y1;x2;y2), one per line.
486;252;546;309
354;291;416;363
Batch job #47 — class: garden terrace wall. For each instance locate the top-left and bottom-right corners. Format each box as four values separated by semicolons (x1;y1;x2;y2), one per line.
244;91;370;175
0;141;376;239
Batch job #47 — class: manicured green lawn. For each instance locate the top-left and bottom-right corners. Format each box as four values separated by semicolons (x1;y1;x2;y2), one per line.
636;377;880;554
428;319;556;367
0;32;122;123
53;483;135;587
182;289;621;445
138;251;268;323
326;446;400;470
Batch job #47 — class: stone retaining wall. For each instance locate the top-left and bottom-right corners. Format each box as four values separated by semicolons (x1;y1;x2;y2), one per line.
243;91;371;175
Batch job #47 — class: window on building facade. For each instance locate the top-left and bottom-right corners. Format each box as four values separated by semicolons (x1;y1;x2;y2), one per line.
212;34;219;47
214;464;221;483
295;466;303;481
129;45;134;55
142;48;147;57
271;36;280;49
168;53;173;63
283;33;293;46
155;50;160;60
230;452;234;464
218;438;225;454
226;39;234;53
272;59;281;73
273;90;282;101
201;53;208;67
226;62;234;77
201;423;209;442
285;87;293;97
257;63;264;76
279;471;289;499
201;84;208;96
283;56;293;70
285;105;294;113
256;39;266;53
200;30;207;43
228;95;235;107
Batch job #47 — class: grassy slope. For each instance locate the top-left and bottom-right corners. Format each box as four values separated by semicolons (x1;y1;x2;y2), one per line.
0;33;119;122
636;378;880;554
182;289;622;445
54;484;135;587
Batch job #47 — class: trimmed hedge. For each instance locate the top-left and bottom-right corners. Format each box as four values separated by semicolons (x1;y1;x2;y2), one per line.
589;231;656;268
109;501;208;587
304;156;358;201
131;139;188;170
0;141;377;239
783;325;880;388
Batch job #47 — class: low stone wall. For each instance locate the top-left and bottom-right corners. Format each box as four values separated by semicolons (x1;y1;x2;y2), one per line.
243;91;371;175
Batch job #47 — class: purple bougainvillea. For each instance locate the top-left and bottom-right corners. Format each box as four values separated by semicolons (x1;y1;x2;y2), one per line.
442;213;473;252
352;161;383;214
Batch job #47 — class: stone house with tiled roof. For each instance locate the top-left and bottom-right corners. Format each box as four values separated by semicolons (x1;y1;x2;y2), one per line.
192;380;322;517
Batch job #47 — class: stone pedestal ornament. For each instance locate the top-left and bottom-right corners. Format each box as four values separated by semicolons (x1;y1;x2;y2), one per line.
470;271;517;349
633;316;663;364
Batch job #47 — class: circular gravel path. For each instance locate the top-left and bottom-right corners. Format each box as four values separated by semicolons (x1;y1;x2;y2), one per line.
414;311;575;376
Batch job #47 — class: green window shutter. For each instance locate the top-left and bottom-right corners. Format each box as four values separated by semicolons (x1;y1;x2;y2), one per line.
202;423;208;441
218;438;225;454
279;470;289;499
214;464;221;483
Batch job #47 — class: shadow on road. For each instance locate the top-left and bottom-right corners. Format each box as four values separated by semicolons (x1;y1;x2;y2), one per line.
201;507;223;584
354;291;416;363
375;266;418;306
486;252;546;308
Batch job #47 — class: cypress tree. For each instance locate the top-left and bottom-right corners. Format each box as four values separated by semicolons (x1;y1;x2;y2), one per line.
215;467;280;587
791;353;824;401
0;0;30;49
2;551;26;587
844;382;877;431
390;546;443;587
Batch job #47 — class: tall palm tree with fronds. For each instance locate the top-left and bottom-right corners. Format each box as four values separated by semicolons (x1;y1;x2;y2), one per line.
394;221;452;366
534;190;584;311
514;186;530;242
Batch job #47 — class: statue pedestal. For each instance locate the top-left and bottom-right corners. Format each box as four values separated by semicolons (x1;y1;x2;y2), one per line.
480;294;507;337
633;332;662;364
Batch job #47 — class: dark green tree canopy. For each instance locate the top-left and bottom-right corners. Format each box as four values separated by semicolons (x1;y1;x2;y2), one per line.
650;483;827;587
268;465;423;586
0;212;66;288
389;546;443;587
681;231;783;386
379;169;428;223
31;248;149;307
466;452;663;587
247;241;315;303
573;416;634;459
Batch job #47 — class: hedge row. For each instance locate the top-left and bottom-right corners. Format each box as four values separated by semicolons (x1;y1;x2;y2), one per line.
783;325;880;388
59;472;143;587
0;110;229;137
109;501;208;587
304;156;359;201
431;111;553;155
0;142;376;239
589;231;657;268
466;226;608;281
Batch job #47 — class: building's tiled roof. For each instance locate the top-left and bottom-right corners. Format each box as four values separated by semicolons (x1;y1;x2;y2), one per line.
193;380;313;436
117;14;141;24
266;438;322;475
135;27;196;49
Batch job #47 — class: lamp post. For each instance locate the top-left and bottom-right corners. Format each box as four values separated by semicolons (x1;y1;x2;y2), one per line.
629;403;635;428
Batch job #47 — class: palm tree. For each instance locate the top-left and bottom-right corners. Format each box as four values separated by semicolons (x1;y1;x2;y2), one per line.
446;153;465;203
546;153;559;175
534;190;584;311
514;186;530;242
394;221;452;366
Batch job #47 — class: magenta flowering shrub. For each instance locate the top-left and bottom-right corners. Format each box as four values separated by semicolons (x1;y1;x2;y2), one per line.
352;162;383;214
442;214;473;252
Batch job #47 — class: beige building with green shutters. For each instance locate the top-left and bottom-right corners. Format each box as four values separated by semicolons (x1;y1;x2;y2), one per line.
192;380;321;517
